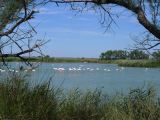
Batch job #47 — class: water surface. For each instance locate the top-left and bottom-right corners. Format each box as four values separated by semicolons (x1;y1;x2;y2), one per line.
1;62;160;94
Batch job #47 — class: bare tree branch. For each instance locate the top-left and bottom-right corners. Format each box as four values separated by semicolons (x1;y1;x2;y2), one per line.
45;0;160;49
0;11;35;36
0;1;47;66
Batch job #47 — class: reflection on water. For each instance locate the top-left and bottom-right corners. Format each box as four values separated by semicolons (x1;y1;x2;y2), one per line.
0;62;160;94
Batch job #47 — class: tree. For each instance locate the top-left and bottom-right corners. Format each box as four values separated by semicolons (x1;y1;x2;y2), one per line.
45;55;50;58
104;50;114;60
114;50;128;59
100;50;150;60
100;50;128;60
0;0;47;65
152;51;160;61
99;52;105;60
129;50;149;60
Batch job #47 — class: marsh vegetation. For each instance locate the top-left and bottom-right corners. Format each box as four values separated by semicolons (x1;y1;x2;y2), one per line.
0;76;160;120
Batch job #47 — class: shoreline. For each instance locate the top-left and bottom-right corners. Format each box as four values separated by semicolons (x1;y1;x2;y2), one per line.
1;57;160;68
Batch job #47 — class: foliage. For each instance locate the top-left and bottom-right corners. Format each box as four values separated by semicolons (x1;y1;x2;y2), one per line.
100;50;128;60
100;50;149;60
128;50;149;60
152;51;160;61
115;60;160;68
0;76;160;120
0;0;46;63
0;75;61;120
0;0;23;31
0;57;99;63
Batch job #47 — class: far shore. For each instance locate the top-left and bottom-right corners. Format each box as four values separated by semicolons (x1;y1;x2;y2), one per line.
1;57;160;68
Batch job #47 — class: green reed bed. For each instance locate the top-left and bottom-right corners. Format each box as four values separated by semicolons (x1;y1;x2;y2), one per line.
0;57;99;63
115;60;160;67
0;76;160;120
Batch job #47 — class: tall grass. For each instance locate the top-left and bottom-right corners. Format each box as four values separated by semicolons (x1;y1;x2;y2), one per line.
0;57;99;63
0;76;160;120
115;59;160;67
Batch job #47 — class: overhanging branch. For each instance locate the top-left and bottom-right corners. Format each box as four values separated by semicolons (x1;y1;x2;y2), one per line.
0;11;35;36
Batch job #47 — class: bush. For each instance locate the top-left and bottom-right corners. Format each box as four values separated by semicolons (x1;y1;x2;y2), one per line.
0;76;160;120
0;76;61;120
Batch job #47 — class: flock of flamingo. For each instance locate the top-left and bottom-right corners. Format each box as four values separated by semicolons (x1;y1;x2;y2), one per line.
52;66;125;72
0;68;36;73
0;65;150;73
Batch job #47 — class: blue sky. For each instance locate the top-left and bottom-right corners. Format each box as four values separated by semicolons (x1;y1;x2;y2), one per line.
30;3;146;58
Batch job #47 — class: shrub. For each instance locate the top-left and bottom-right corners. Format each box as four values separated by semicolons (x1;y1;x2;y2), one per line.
0;76;160;120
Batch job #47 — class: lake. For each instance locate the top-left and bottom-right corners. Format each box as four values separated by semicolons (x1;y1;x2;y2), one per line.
1;62;160;94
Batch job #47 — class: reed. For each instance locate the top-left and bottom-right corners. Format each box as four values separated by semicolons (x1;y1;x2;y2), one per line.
0;76;160;120
116;60;160;67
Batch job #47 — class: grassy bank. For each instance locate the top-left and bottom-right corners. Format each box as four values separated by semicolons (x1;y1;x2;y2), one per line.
114;60;160;67
0;76;160;120
1;57;160;67
0;57;99;63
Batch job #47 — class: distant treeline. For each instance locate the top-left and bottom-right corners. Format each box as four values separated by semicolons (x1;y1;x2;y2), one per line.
100;50;160;60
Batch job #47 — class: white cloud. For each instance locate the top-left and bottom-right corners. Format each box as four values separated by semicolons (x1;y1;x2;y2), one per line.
36;7;60;15
40;27;111;37
67;16;91;21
